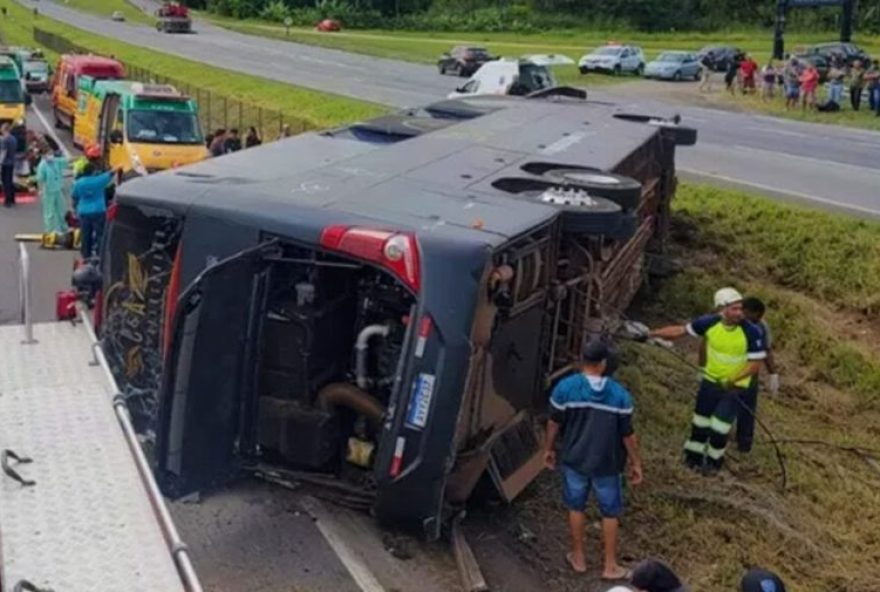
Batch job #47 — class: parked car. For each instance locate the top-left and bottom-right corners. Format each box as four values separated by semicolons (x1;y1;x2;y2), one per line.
438;46;495;77
803;42;870;68
578;45;645;75
448;54;576;99
696;45;741;72
111;10;125;21
644;51;702;81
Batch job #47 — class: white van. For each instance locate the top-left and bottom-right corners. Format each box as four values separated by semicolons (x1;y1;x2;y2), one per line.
447;54;575;99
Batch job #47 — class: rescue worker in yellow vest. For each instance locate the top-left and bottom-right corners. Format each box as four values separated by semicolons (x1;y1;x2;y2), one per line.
640;287;767;473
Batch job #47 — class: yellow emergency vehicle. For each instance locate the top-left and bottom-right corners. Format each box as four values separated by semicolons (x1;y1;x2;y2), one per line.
73;79;207;177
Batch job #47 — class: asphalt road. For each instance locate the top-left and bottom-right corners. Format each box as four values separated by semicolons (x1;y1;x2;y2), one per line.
22;0;880;216
0;94;75;326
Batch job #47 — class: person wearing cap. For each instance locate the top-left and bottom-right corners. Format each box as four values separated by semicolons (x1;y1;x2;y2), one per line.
73;144;102;179
630;558;690;592
642;287;767;472
741;568;786;592
544;340;644;580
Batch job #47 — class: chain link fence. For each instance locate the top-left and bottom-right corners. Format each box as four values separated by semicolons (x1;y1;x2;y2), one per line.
34;28;311;142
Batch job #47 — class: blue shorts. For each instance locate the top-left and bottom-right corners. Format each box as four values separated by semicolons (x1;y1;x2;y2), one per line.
785;83;800;99
560;465;623;518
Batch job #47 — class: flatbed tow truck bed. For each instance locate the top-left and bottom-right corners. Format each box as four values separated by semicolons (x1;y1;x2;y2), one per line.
0;250;200;591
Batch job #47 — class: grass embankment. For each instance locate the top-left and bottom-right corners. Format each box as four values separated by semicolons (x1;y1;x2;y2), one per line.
0;2;385;133
57;0;155;26
712;89;880;131
495;185;880;592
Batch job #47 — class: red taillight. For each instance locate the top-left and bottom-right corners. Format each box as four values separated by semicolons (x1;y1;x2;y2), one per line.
319;226;421;292
107;202;118;221
162;243;183;359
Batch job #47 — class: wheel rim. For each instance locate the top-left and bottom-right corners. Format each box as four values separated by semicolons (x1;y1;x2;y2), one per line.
564;172;621;185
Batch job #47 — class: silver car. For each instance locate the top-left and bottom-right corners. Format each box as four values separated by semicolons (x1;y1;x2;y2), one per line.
644;51;702;81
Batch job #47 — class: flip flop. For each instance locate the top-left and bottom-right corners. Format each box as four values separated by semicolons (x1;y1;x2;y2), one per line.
565;552;587;574
600;567;632;581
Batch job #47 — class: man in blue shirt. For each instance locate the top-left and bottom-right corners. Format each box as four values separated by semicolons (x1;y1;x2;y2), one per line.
72;163;117;259
0;123;18;208
544;340;643;580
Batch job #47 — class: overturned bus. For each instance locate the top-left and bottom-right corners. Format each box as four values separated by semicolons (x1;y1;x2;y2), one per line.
100;93;695;538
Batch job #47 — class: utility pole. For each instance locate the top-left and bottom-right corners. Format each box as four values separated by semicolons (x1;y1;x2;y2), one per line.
841;0;855;42
774;0;788;59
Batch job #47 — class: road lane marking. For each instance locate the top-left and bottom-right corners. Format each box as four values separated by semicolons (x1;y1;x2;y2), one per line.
747;126;807;138
679;167;880;217
30;102;72;158
300;497;386;592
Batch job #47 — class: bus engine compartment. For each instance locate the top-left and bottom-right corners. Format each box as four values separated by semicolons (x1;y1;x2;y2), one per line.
251;240;416;483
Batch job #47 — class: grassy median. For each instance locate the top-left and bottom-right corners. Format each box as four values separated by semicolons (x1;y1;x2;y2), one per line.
58;0;155;26
0;1;386;131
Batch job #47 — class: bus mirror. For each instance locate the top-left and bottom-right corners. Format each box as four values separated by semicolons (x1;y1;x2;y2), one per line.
24;93;32;106
109;130;124;144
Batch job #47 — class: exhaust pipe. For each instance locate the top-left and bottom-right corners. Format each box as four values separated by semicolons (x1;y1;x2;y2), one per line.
316;383;385;431
355;324;390;389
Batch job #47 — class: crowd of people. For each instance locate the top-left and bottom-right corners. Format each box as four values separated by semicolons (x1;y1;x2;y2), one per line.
701;50;880;115
545;287;786;589
205;125;274;157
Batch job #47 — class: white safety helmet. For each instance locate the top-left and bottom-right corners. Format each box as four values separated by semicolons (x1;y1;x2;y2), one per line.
714;287;743;309
605;587;634;592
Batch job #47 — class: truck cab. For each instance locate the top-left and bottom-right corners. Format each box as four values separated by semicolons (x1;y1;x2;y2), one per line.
101;94;694;539
51;54;125;131
448;55;573;99
74;79;207;176
0;57;29;152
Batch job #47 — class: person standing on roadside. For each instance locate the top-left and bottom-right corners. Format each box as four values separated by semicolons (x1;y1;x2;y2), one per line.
849;60;865;111
824;64;845;109
761;61;777;101
544;340;643;580
865;60;880;112
739;54;758;95
0;123;18;208
245;126;262;148
635;288;766;473
699;52;714;92
799;64;819;110
724;55;740;95
72;163;117;260
224;128;242;153
783;57;801;110
35;142;69;234
209;128;227;157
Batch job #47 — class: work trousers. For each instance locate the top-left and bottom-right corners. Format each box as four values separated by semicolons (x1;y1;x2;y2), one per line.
1;164;14;206
79;212;106;260
684;380;741;470
735;380;759;453
851;85;863;111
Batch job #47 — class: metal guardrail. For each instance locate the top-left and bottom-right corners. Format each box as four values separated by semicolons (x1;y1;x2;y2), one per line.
18;243;37;345
76;303;204;592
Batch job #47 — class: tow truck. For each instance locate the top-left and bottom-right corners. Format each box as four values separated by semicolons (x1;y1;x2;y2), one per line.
156;2;193;34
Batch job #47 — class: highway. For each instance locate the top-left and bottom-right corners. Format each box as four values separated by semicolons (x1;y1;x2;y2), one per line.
19;0;880;216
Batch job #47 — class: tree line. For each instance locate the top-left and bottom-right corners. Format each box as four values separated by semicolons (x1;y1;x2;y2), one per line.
185;0;880;33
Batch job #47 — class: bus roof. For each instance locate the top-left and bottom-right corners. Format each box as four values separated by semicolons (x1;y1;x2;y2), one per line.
118;95;667;250
60;54;126;77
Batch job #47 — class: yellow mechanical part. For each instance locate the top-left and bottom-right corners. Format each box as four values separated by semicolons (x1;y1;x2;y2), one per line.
345;437;375;468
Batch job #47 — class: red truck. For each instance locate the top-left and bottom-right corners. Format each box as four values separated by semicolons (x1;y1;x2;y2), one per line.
156;2;192;33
